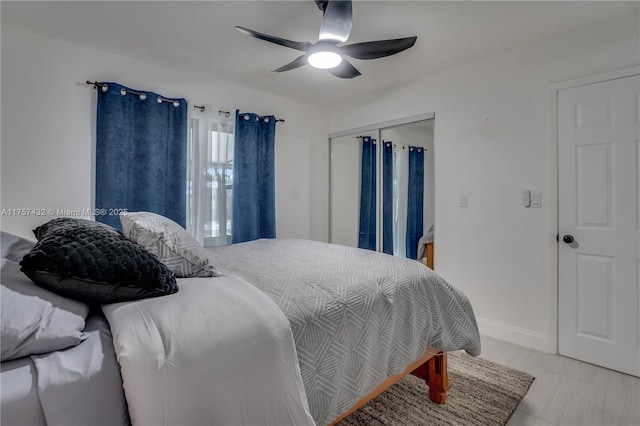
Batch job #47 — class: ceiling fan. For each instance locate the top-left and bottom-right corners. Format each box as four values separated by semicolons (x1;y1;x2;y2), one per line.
234;0;417;79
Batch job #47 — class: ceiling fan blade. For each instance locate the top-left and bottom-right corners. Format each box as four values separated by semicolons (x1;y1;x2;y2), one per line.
341;36;417;60
272;55;308;72
314;0;328;11
328;58;361;79
319;0;352;43
235;26;311;52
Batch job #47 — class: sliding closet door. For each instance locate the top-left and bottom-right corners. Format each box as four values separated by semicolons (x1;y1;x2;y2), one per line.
330;132;378;248
380;120;434;260
329;116;434;260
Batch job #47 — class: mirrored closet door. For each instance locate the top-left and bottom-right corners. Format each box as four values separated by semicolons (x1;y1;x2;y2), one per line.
329;115;435;265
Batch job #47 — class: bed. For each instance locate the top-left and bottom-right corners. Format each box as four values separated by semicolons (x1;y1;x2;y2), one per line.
206;239;481;425
1;220;480;426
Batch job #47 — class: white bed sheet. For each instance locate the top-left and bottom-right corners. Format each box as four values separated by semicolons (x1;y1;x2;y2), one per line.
102;273;314;426
0;357;46;426
1;313;129;426
31;314;129;426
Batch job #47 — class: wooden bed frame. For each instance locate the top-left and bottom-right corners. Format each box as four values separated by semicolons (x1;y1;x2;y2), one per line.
329;348;450;425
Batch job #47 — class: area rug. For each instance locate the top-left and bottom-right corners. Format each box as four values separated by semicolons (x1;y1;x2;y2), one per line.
338;351;534;426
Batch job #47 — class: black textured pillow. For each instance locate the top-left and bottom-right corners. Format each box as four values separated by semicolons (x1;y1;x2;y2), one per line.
20;218;178;304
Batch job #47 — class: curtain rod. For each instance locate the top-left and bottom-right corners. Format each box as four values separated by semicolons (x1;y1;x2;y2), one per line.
198;108;283;122
86;81;181;106
355;137;426;151
192;106;230;117
193;106;285;123
383;141;426;151
87;81;285;122
239;112;285;123
86;80;108;91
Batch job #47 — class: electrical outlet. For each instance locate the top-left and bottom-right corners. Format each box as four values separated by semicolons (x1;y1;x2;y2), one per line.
459;194;468;207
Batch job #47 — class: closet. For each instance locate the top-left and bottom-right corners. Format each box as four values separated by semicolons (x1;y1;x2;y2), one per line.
329;114;435;267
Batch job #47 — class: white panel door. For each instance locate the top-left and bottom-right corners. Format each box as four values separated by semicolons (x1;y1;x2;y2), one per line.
558;74;640;377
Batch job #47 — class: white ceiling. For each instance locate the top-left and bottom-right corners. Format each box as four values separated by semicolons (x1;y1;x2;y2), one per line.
2;1;637;107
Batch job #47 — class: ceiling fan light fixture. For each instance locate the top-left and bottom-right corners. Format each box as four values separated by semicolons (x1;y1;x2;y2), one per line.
308;50;342;69
307;40;342;69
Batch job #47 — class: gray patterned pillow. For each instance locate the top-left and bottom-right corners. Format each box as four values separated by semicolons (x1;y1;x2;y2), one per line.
120;212;217;278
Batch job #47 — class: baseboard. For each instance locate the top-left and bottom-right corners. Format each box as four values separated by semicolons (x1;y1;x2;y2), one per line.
476;317;554;353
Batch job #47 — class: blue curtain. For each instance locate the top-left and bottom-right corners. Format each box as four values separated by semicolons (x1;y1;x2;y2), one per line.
382;141;393;255
232;110;276;244
406;146;424;259
358;137;377;251
96;82;187;231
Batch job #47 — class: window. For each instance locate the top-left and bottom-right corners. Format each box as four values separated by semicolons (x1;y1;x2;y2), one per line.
187;112;234;247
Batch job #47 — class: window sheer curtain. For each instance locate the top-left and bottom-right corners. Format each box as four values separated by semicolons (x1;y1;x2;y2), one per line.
95;82;187;231
388;143;425;259
187;108;235;246
393;145;409;258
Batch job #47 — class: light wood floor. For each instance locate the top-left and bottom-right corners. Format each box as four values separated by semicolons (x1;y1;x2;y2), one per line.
477;335;640;426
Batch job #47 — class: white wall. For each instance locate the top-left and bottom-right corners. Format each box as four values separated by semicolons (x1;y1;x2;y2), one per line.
1;25;328;241
325;14;640;352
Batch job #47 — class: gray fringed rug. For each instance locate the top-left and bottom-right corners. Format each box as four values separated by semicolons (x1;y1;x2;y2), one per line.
339;351;534;426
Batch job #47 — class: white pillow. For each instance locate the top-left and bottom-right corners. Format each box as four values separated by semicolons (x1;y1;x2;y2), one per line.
120;212;217;278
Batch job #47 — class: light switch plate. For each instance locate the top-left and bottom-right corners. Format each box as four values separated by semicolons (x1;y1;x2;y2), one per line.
459;194;468;207
531;192;542;208
522;189;531;208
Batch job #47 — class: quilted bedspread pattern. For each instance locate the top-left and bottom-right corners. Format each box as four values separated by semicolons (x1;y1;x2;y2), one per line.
207;239;481;426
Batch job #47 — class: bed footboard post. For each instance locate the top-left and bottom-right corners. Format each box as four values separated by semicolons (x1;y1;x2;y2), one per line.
411;351;451;404
427;352;451;404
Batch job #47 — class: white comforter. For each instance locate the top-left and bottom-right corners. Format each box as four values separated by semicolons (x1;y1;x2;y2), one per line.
102;274;314;426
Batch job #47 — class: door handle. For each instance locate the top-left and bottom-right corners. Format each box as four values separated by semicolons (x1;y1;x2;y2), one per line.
562;234;574;244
